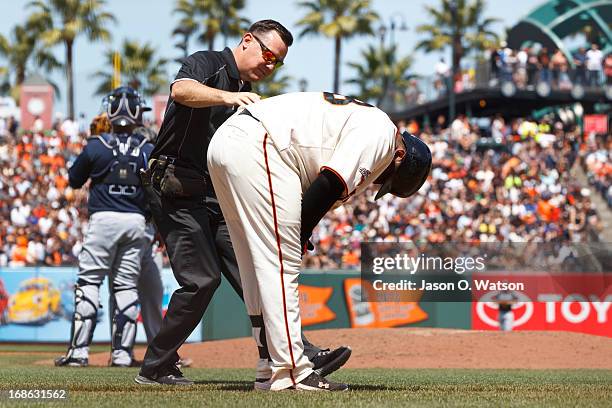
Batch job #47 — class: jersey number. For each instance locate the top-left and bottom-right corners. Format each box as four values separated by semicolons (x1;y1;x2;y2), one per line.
323;92;373;107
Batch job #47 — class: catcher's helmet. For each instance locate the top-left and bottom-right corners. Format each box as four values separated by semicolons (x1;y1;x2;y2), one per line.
104;86;151;127
374;132;432;200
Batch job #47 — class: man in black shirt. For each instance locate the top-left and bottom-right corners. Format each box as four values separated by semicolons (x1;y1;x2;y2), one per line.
136;20;350;386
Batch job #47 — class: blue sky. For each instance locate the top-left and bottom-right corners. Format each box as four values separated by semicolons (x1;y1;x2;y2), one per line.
1;0;537;121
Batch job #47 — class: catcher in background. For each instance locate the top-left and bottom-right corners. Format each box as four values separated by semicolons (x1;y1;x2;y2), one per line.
89;113;167;349
208;91;432;391
56;87;153;367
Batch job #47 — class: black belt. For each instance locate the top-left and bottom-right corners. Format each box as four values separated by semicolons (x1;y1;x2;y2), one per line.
239;109;260;122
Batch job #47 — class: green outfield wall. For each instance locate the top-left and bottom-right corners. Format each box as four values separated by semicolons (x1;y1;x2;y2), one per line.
201;271;471;341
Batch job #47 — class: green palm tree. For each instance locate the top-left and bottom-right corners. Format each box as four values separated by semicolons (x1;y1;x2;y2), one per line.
91;39;169;98
296;0;379;94
346;44;414;107
172;26;197;63
173;0;250;52
0;22;60;102
173;0;199;60
250;68;292;98
415;0;499;79
27;0;116;119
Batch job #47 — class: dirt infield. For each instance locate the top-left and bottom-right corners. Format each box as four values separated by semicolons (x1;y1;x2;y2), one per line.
82;328;612;369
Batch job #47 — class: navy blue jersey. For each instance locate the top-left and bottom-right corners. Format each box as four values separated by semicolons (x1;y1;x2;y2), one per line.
69;132;154;215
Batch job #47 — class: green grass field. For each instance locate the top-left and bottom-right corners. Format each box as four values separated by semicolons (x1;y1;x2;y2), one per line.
0;345;610;407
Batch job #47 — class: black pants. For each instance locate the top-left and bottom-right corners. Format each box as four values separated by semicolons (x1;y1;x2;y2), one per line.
141;185;320;375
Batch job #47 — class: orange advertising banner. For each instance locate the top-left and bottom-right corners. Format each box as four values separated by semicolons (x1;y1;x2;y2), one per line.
343;278;428;328
298;284;336;326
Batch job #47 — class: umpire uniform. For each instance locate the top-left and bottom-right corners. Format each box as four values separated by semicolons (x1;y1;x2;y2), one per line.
139;47;335;384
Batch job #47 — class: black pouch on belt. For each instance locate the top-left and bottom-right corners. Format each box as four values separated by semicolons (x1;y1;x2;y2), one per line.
160;162;206;198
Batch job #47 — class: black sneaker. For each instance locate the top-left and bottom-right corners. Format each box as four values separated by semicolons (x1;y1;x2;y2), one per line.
293;372;348;391
134;364;194;385
311;346;352;377
54;355;88;367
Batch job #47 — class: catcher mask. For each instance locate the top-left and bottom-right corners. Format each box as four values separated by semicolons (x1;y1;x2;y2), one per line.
375;131;432;200
105;86;151;127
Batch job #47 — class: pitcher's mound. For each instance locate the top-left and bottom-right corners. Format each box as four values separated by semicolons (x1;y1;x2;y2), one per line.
86;328;611;369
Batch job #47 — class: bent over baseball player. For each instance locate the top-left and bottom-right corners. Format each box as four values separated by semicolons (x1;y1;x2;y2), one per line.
207;91;432;391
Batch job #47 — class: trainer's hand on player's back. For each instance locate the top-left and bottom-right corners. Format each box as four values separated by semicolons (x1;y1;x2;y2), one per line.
225;92;261;107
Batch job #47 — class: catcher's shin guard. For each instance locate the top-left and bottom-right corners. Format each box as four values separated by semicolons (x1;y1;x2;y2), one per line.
67;284;100;355
111;289;139;357
250;314;272;380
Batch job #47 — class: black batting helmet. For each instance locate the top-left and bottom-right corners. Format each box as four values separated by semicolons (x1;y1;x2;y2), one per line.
105;86;151;127
374;132;432;200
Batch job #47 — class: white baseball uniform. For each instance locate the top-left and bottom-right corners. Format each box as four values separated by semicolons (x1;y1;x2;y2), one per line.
207;92;397;390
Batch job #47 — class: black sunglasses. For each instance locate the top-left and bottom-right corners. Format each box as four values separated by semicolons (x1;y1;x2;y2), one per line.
251;33;284;67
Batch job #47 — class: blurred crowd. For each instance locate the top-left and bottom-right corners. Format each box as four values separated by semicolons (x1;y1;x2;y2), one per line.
0;111;608;269
303;114;607;270
489;42;612;89
583;132;611;208
0;115;87;267
399;43;612;107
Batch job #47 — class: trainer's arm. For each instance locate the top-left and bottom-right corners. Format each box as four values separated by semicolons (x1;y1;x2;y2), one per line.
171;80;260;108
300;169;345;251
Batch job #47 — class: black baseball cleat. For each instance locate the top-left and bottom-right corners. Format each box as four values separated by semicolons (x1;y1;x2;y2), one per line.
293;372;348;391
54;356;88;367
311;346;352;377
134;365;194;385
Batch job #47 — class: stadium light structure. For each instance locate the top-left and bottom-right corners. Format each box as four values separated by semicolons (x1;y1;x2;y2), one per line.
448;0;458;122
299;78;309;92
388;14;409;47
378;13;409;111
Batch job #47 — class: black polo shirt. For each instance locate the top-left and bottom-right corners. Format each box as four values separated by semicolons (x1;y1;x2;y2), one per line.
151;48;250;178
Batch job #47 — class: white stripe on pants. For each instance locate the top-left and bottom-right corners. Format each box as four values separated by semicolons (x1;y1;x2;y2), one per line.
208;115;313;390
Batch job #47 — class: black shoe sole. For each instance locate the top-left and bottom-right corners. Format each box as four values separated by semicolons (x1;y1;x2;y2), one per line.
134;375;159;385
134;374;194;386
313;347;352;377
54;358;88;367
55;362;88;367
